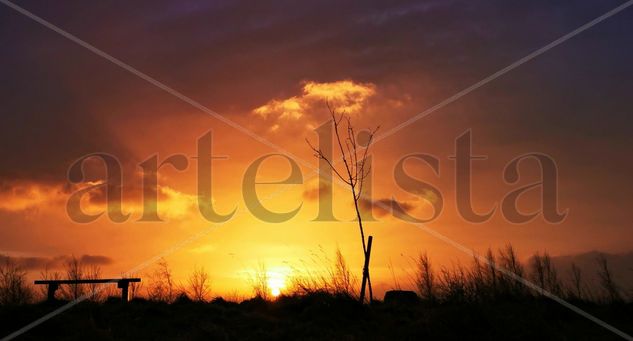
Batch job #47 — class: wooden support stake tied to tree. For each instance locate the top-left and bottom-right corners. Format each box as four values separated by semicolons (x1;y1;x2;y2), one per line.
307;103;379;303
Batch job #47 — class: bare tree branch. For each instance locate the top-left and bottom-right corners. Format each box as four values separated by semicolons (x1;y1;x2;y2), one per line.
305;103;379;303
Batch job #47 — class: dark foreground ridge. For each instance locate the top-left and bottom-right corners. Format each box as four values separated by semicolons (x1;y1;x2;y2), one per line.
1;292;632;340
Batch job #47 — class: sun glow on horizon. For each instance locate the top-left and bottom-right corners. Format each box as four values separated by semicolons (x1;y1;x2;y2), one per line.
267;270;287;297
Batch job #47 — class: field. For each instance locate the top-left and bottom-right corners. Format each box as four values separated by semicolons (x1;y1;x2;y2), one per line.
2;293;632;340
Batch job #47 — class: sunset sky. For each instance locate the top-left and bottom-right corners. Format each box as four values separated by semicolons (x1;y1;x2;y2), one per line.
1;0;632;297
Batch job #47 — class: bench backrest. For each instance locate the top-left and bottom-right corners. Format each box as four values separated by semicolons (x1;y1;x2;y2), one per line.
34;278;141;285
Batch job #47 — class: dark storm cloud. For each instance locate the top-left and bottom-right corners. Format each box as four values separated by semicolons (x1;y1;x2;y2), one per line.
0;9;134;181
0;68;133;181
1;0;631;184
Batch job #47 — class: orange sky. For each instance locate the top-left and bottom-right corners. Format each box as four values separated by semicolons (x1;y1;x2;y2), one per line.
1;78;631;297
1;1;632;298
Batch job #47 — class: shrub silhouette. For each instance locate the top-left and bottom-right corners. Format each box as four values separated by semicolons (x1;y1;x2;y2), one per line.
187;265;211;302
2;246;633;339
0;256;32;305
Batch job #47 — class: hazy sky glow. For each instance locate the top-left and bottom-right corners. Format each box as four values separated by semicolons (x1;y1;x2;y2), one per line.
1;0;632;297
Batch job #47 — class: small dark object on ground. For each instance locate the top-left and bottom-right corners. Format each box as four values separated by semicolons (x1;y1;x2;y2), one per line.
384;290;419;304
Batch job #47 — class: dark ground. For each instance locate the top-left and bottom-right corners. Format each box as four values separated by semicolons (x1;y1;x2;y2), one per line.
1;293;632;340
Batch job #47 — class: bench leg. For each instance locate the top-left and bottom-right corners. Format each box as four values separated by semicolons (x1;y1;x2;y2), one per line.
47;283;59;301
119;282;129;303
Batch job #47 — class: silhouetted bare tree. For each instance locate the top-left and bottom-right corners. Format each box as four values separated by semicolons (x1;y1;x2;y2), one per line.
86;264;102;301
307;104;379;303
596;254;622;303
63;255;84;300
568;262;584;300
188;266;211;302
0;256;32;305
530;252;561;296
147;258;174;302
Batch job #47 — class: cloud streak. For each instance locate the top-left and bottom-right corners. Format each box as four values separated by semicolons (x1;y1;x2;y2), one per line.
0;179;199;221
359;197;416;219
0;254;113;270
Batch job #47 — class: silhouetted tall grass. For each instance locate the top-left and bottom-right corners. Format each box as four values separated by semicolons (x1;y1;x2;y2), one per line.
0;245;631;306
1;248;633;340
410;245;630;304
287;247;357;298
248;261;271;300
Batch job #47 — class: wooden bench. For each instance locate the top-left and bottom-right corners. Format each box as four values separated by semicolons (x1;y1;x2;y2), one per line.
34;278;141;302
